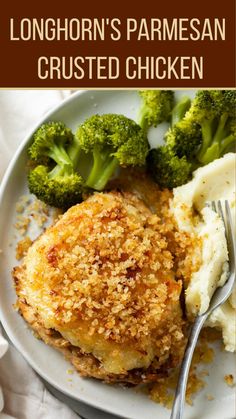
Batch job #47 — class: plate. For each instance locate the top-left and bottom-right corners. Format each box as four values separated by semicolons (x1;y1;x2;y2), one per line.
0;90;235;419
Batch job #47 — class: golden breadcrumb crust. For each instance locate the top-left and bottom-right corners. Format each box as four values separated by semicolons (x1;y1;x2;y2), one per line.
17;298;184;385
13;179;201;382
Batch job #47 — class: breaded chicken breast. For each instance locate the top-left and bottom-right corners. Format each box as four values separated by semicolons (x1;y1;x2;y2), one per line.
13;191;185;383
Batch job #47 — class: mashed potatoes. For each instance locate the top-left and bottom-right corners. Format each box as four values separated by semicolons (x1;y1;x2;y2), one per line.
172;153;236;351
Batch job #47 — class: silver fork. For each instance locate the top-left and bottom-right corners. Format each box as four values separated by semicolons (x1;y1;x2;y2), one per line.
170;200;236;419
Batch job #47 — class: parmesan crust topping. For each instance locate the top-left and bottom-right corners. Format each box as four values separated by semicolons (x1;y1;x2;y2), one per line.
14;188;200;375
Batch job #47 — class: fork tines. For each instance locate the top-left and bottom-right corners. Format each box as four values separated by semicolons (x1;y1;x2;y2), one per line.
211;199;235;271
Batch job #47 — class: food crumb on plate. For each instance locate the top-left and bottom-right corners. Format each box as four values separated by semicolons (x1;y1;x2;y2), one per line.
14;215;31;236
14;195;62;238
67;369;74;375
206;394;214;401
224;374;235;387
149;330;215;407
15;236;32;260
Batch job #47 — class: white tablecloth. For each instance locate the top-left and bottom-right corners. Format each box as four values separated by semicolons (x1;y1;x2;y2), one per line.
0;90;79;419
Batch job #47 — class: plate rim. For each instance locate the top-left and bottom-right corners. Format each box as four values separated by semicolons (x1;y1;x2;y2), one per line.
0;90;234;419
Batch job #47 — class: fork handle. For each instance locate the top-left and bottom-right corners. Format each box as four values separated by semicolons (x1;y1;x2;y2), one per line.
170;313;208;419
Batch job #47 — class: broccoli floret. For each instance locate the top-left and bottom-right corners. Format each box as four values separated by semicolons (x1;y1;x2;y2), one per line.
138;90;174;132
148;90;236;189
28;122;74;165
165;96;200;158
28;122;84;208
220;119;236;153
200;117;236;164
171;96;191;127
28;116;149;207
146;94;196;188
147;147;192;188
75;114;149;191
28;165;84;209
166;90;235;165
165;119;202;158
192;90;236;164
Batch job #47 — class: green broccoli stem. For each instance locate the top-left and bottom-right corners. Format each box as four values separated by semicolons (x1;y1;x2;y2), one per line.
220;134;236;154
138;111;150;133
47;143;73;168
198;134;235;165
212;113;228;144
86;148;119;191
196;120;215;163
48;164;62;178
198;143;220;165
48;139;82;179
48;163;73;179
171;96;191;126
67;139;82;169
197;113;231;164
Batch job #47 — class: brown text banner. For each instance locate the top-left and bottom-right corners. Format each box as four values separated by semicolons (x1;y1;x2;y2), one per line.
0;0;235;88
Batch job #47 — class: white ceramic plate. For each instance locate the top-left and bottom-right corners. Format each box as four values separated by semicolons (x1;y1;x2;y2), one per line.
0;90;235;419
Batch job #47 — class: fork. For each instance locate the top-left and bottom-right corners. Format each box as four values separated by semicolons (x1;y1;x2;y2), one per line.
170;200;236;419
